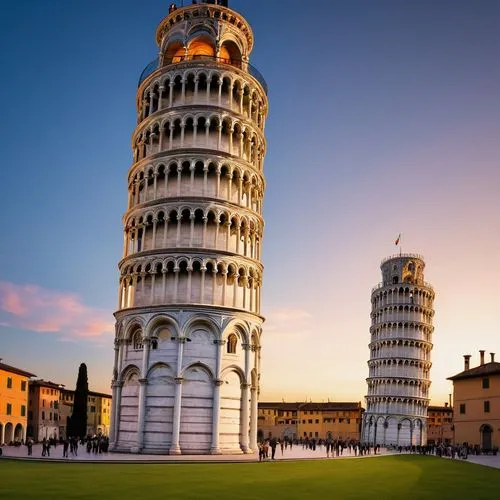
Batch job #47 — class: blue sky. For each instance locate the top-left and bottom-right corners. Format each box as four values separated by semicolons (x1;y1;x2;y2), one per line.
1;0;500;403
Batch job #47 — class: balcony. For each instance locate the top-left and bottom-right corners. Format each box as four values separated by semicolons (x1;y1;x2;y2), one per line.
138;55;268;94
371;281;434;294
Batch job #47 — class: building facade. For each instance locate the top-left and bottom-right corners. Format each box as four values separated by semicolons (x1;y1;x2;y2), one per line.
362;254;435;446
27;380;63;442
0;361;35;444
258;402;363;441
111;0;268;454
427;404;454;445
59;389;112;438
448;351;500;450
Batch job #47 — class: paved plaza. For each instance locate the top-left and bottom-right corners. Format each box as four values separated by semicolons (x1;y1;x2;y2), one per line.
1;443;391;463
2;444;500;470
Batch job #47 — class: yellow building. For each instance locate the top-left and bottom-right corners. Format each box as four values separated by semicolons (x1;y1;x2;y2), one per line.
448;351;500;450
87;391;112;437
427;404;454;444
59;389;112;438
27;380;63;442
258;403;299;439
0;360;35;444
258;402;364;441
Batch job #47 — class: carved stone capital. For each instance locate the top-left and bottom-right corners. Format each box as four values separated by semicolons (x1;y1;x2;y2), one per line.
139;378;148;385
174;377;184;385
214;339;226;346
241;383;251;390
214;379;224;387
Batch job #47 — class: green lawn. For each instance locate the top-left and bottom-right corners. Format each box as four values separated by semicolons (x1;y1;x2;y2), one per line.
0;456;499;499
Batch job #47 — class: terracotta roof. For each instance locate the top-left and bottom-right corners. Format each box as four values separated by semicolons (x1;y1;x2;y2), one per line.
0;362;36;378
428;406;453;412
299;402;363;412
89;390;112;399
447;362;500;381
29;379;64;389
59;388;111;399
258;402;301;411
258;402;363;412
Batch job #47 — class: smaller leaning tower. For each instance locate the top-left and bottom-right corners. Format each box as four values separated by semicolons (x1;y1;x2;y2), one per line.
362;253;435;447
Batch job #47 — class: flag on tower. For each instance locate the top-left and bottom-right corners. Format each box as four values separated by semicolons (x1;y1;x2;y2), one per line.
395;234;401;246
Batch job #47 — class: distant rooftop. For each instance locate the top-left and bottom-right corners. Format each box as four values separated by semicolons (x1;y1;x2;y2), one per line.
448;362;500;381
259;402;363;412
0;361;36;378
29;379;65;389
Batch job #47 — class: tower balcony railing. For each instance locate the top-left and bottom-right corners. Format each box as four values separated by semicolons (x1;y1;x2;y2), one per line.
371;281;434;294
380;253;424;265
138;55;268;94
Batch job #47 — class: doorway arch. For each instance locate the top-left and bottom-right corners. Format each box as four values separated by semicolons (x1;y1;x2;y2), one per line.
480;424;493;451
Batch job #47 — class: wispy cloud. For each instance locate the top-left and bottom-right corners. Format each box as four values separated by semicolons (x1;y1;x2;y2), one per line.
264;307;312;336
0;280;114;340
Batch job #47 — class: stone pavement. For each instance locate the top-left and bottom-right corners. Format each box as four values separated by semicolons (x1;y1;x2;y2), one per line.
3;444;500;469
1;443;391;463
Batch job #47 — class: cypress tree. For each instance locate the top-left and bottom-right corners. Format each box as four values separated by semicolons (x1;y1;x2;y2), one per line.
69;363;89;438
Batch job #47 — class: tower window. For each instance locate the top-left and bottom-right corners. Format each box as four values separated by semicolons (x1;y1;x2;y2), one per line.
392;277;399;284
459;404;466;414
482;377;490;389
133;331;144;350
484;401;490;413
227;334;237;354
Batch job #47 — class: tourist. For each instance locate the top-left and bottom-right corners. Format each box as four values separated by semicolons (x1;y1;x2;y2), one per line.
270;438;277;460
26;438;33;456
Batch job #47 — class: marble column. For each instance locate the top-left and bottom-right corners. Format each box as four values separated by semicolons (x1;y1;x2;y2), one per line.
170;337;186;455
210;339;226;454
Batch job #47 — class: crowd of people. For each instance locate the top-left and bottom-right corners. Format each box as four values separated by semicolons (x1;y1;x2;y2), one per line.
23;435;110;458
258;437;376;461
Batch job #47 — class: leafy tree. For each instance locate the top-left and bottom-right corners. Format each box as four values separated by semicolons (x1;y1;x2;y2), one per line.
68;363;88;438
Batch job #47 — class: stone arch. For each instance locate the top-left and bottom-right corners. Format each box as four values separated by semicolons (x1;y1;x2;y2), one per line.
179;363;214;453
146;314;180;339
163;37;185;65
223;319;249;345
219;367;244;452
480;423;493;450
4;422;14;444
118;366;141;449
123;319;146;342
14;423;23;442
183;314;221;341
143;362;175;450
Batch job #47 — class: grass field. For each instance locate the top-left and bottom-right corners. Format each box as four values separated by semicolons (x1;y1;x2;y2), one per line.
0;455;499;499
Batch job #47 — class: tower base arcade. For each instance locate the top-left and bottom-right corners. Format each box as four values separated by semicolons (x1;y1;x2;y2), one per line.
110;306;261;455
361;414;427;447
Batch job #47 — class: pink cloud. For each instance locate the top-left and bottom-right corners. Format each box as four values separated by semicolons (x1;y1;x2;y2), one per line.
0;280;114;340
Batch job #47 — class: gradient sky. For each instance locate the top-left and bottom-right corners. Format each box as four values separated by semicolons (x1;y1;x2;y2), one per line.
1;0;499;406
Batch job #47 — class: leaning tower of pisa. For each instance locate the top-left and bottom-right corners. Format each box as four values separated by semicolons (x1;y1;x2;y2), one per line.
362;254;435;447
110;0;268;455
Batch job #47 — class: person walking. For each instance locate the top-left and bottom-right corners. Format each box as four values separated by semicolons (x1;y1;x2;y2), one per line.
63;439;69;458
270;438;277;460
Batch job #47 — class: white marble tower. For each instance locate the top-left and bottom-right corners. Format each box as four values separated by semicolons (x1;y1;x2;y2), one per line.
362;254;435;446
110;0;268;455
